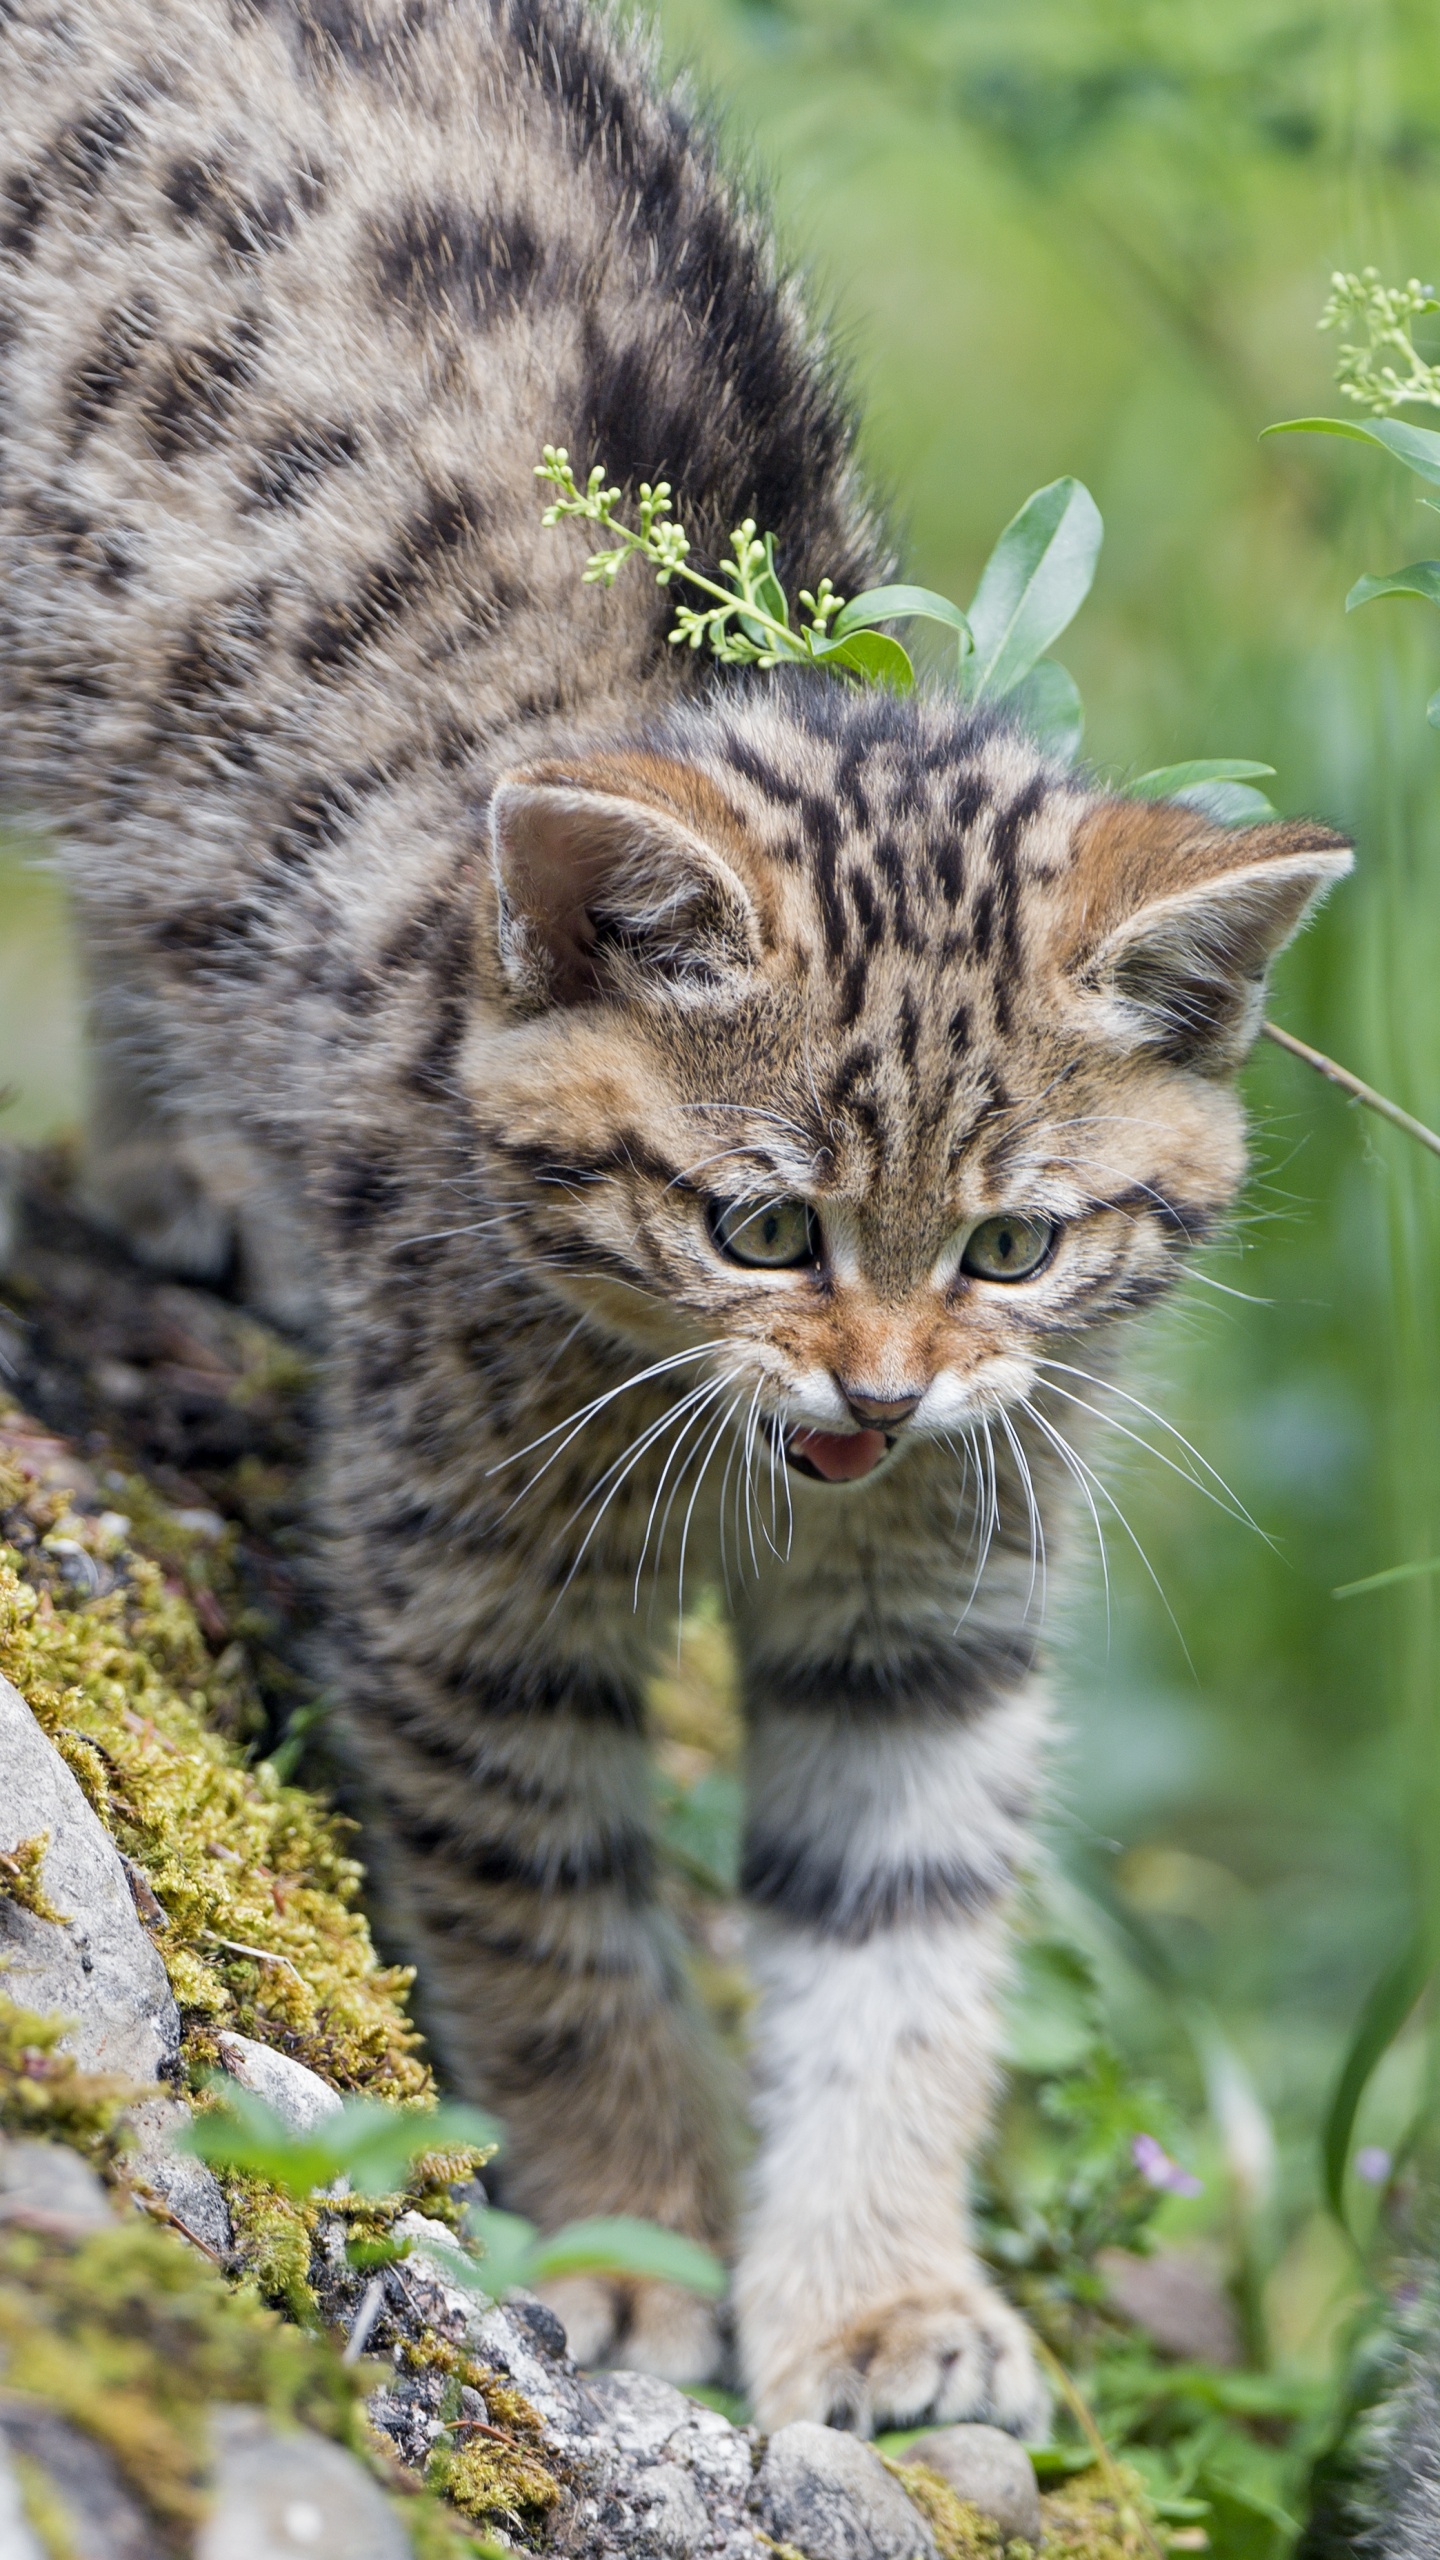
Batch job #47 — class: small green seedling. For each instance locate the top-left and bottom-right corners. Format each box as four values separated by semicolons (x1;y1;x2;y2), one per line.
182;2084;725;2302
181;2083;499;2201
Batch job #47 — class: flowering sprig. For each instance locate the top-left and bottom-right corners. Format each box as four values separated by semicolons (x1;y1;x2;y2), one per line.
1319;268;1440;416
536;444;961;690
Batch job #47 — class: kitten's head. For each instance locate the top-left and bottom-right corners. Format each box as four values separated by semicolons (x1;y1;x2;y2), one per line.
466;678;1350;1486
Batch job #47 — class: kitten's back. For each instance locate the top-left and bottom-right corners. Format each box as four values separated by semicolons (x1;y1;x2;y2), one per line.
0;0;884;840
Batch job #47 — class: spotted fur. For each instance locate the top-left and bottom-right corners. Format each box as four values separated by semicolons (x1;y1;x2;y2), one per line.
0;0;1350;2428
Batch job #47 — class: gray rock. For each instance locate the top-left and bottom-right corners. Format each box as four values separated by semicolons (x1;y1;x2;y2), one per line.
196;2407;410;2560
0;1674;181;2083
585;2369;696;2456
899;2426;1042;2546
756;2423;937;2560
214;2031;343;2132
120;2096;233;2260
0;2434;46;2560
0;2393;153;2559
0;2134;113;2236
633;2461;712;2555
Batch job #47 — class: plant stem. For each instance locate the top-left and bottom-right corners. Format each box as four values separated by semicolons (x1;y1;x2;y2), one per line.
1261;1020;1440;1159
1031;2337;1167;2560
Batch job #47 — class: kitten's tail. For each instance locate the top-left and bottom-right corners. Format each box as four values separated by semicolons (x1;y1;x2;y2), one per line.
1298;2256;1440;2559
1372;2278;1440;2559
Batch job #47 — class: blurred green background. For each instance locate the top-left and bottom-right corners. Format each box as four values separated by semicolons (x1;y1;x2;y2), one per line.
5;0;1440;2404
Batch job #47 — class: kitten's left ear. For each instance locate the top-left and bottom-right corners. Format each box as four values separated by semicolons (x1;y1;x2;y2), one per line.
1069;802;1353;1067
486;764;762;1011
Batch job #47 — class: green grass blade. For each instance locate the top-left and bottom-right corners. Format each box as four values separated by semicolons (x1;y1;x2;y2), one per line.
1321;1935;1430;2226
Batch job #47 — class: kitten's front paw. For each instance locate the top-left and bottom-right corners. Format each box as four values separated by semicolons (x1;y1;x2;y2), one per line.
534;2273;725;2385
744;2277;1049;2440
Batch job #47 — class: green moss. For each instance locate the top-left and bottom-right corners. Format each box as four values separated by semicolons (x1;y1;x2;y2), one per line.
0;1830;68;1924
424;2433;563;2527
888;2452;1156;2560
0;1994;136;2158
887;2458;1020;2557
0;1424;430;2101
0;2216;370;2552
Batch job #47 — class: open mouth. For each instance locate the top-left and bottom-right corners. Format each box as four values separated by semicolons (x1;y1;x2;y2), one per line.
782;1424;894;1484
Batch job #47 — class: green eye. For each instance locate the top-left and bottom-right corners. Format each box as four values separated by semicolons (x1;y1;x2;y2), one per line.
961;1213;1056;1283
711;1197;819;1270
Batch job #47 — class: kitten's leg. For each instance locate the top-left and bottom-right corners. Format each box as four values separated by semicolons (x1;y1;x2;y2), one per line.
339;1535;738;2383
732;1585;1050;2436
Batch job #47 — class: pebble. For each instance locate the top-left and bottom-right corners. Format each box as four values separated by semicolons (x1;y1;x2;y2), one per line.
756;2421;938;2560
215;2031;344;2132
0;2134;113;2236
899;2425;1043;2546
195;2407;410;2560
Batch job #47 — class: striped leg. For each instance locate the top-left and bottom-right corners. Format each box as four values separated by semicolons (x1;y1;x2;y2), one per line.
337;1532;738;2381
731;1571;1051;2436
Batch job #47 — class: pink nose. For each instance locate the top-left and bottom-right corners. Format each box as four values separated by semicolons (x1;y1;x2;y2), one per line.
840;1385;923;1426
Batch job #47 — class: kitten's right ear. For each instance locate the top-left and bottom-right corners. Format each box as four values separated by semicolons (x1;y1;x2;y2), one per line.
487;772;762;1010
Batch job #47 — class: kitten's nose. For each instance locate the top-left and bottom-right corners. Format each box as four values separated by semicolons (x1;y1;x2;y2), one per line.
840;1384;923;1427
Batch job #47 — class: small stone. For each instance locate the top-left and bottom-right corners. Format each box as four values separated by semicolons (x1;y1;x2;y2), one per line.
0;1674;181;2084
584;2369;695;2457
1096;2247;1241;2368
636;2461;712;2555
196;2407;409;2560
756;2422;938;2560
120;2096;233;2259
0;2390;153;2558
508;2287;569;2360
214;2032;342;2133
900;2426;1043;2546
0;2135;113;2236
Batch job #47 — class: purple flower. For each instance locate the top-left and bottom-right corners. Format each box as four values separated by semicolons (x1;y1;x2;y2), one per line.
1354;2146;1392;2186
1132;2132;1203;2197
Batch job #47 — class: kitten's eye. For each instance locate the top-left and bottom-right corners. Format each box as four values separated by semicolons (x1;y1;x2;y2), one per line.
710;1197;819;1269
961;1213;1056;1282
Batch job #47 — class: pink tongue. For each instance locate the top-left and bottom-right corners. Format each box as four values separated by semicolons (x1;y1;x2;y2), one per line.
787;1426;888;1483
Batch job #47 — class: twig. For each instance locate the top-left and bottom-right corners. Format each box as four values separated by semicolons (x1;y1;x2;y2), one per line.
1032;2336;1167;2560
342;2272;388;2365
1262;1020;1440;1160
450;2418;530;2448
120;2181;226;2265
199;1931;308;1989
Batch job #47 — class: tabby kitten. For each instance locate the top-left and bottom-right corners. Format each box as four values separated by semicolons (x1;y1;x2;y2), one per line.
0;0;1349;2433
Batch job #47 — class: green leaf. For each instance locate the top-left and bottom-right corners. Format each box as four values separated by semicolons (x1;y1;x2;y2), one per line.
1171;780;1279;825
809;628;915;691
1333;1554;1440;1599
1429;686;1440;730
1347;561;1440;611
180;2086;500;2202
965;478;1103;702
998;658;1085;761
465;2204;541;2300
833;583;972;656
658;1769;742;1896
1129;761;1276;797
1003;1935;1104;2075
528;2216;727;2297
1263;415;1440;489
1321;1934;1431;2226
